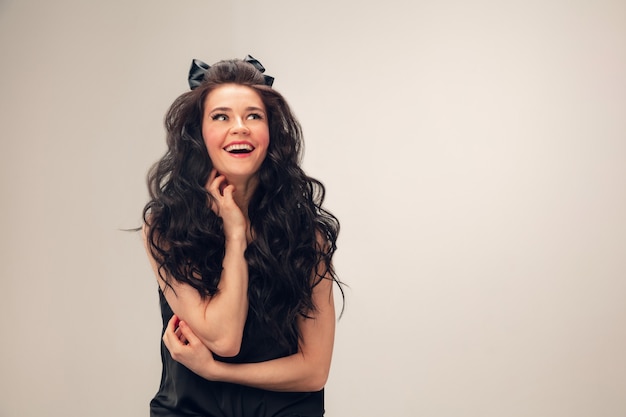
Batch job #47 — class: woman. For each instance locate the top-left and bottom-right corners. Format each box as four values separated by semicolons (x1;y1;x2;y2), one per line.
142;56;343;417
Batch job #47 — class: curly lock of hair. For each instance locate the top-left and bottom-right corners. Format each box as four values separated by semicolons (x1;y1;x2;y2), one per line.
142;58;343;349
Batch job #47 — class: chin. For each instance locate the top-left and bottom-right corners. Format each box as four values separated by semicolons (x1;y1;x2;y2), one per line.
223;171;261;184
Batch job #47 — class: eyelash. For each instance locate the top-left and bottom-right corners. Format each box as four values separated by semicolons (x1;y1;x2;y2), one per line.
210;113;264;121
247;113;263;120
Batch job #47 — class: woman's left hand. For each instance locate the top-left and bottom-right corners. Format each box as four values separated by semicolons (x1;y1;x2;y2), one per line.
163;315;220;380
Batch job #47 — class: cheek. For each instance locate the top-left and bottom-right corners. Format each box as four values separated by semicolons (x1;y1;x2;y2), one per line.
258;128;270;150
205;144;219;161
202;129;220;154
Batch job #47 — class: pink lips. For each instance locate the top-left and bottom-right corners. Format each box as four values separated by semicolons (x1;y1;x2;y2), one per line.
223;141;255;157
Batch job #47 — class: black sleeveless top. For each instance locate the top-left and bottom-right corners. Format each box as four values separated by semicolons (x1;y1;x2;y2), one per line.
150;289;325;417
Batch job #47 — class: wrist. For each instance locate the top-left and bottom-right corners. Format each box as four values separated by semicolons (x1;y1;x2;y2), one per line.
206;359;230;382
224;233;247;249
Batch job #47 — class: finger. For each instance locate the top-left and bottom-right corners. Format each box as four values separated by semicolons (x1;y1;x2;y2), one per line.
206;169;221;194
163;320;186;355
207;185;223;216
206;173;225;214
163;327;178;353
178;320;203;347
208;174;227;197
223;182;236;197
216;175;231;196
206;169;218;190
164;317;177;345
165;315;183;342
163;332;183;361
166;315;180;333
175;328;189;345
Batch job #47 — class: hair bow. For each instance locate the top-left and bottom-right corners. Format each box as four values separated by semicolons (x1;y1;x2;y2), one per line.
187;55;274;90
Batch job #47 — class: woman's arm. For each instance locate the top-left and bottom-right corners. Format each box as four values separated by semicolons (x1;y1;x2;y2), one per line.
164;274;337;392
144;171;249;357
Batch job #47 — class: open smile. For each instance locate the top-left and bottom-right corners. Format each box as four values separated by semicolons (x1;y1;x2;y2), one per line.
224;143;255;154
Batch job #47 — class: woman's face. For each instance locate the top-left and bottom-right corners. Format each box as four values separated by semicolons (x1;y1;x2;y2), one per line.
202;84;270;183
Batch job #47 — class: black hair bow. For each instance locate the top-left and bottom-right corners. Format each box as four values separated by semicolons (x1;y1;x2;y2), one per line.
188;55;274;89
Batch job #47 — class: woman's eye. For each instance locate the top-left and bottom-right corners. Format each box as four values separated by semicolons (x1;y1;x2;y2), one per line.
211;114;228;121
247;113;263;120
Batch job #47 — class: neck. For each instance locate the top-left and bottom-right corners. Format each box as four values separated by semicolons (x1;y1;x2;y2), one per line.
228;175;259;217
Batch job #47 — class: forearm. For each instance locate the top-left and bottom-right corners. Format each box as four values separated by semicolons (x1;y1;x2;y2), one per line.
198;236;249;355
210;351;330;392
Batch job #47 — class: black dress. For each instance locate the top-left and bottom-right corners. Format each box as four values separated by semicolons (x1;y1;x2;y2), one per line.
150;289;325;417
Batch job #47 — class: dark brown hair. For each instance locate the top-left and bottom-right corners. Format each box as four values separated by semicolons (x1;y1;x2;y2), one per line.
143;59;342;348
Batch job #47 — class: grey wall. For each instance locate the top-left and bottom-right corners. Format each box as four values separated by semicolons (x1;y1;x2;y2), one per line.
1;0;625;416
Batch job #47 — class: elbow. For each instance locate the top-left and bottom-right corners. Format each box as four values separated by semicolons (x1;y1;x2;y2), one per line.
208;335;242;358
213;344;241;358
194;320;245;357
304;367;330;392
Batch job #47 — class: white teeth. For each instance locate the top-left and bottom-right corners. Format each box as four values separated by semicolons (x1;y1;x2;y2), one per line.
224;143;254;152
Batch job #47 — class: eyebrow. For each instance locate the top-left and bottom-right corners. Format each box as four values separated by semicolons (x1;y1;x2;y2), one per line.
208;106;266;113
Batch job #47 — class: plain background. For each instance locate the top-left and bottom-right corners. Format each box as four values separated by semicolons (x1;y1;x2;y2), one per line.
1;0;625;416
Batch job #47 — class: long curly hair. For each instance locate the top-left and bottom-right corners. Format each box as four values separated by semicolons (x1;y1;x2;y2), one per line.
143;58;342;349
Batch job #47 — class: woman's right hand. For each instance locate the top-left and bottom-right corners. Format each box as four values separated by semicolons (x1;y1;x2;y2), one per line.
164;315;222;380
206;169;247;241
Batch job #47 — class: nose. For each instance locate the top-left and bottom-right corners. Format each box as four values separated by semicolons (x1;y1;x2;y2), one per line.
231;117;250;135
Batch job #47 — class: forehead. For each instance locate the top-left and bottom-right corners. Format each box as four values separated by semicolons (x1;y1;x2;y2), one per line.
204;84;265;110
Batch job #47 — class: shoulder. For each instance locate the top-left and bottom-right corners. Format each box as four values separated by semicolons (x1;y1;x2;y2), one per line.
142;217;169;259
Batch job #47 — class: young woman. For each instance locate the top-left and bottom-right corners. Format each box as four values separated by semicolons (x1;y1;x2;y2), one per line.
142;56;343;417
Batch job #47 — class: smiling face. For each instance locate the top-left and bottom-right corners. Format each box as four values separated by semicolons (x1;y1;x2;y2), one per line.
202;84;270;184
